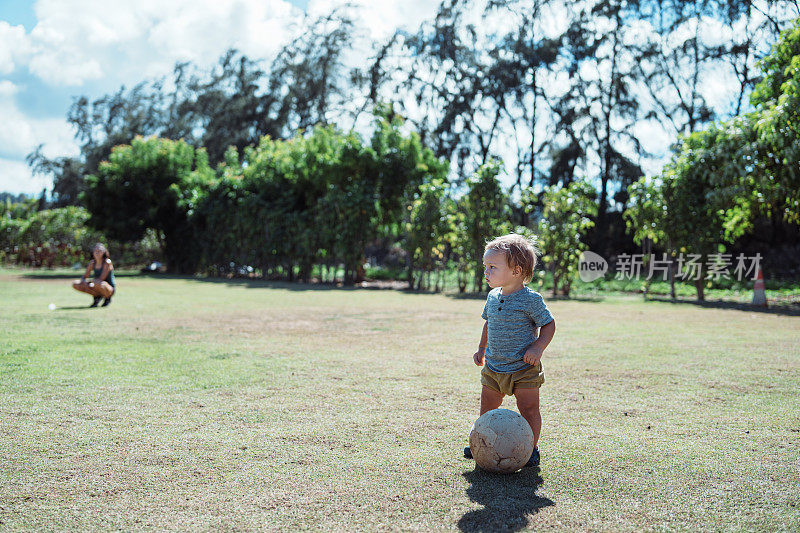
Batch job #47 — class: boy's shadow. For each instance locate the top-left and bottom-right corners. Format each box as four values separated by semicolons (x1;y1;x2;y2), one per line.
458;467;553;533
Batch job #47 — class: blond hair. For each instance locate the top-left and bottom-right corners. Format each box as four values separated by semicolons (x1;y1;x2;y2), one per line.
484;233;540;284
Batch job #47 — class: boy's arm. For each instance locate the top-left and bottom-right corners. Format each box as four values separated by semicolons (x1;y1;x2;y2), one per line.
523;320;556;366
473;321;488;366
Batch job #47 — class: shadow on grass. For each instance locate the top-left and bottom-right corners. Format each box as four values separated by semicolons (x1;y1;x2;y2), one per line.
458;467;553;532
22;271;794;315
192;277;605;302
647;296;800;317
446;292;604;302
192;276;381;292
55;306;96;311
11;270;601;301
20;271;141;280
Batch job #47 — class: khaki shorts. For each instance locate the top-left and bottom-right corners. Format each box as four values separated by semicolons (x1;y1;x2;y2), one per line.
481;362;545;396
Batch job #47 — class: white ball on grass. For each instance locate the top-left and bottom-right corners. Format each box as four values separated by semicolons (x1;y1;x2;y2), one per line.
469;408;534;473
48;303;56;311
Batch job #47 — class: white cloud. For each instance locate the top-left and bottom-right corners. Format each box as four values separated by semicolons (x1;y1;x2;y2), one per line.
0;158;51;195
23;0;303;85
0;0;308;192
0;21;30;74
308;0;438;41
0;81;79;193
0;81;78;157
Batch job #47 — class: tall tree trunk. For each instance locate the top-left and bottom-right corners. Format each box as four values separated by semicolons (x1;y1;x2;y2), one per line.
694;278;705;302
596;9;621;254
551;264;559;298
529;69;537;189
668;241;676;299
474;249;484;293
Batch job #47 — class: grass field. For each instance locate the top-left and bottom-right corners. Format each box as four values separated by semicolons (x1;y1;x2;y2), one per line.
1;269;798;531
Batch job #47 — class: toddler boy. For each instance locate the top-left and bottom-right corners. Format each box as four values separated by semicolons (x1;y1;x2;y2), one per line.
465;233;556;467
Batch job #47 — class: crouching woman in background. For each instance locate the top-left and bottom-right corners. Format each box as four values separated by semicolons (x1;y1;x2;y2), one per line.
72;243;116;307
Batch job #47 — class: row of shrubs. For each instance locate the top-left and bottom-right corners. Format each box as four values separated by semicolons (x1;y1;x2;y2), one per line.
1;199;161;268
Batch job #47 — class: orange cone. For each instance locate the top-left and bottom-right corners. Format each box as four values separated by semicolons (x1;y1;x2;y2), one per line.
752;268;767;307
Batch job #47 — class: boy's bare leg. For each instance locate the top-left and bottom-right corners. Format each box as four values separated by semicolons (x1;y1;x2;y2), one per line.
480;385;504;415
514;387;541;448
465;385;505;458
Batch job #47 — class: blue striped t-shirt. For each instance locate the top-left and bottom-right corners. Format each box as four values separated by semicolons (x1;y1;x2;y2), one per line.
481;286;554;373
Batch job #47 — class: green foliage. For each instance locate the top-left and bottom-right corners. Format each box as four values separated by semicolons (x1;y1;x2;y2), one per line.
83;136;215;273
369;105;452;288
534;179;597;297
750;18;800;223
193;112;448;284
403;178;450;289
371;104;449;230
0;200;106;266
662;130;729;253
624;176;665;246
459;161;511;292
624;16;800;301
625;124;746;300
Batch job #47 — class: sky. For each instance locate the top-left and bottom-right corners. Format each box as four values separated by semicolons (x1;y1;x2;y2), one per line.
0;0;438;195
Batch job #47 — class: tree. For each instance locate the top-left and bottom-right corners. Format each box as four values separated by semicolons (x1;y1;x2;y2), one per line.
750;17;800;224
192;111;448;285
460;161;511;292
720;1;800;116
403;178;450;290
625;175;674;297
485;0;560;194
368;0;562;199
631;1;798;136
624;14;800;301
173;51;271;164
25;147;85;207
533;179;597;297
0;200;109;267
627;122;752;301
370;103;449;233
631;1;721;138
557;0;644;252
82;136;215;273
264;9;359;136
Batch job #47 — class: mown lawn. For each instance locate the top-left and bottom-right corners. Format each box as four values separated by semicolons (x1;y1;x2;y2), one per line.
1;269;798;531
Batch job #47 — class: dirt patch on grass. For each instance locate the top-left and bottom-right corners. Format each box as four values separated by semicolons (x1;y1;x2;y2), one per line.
145;307;456;342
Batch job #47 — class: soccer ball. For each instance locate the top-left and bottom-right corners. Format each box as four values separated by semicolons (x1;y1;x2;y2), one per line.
469;408;533;473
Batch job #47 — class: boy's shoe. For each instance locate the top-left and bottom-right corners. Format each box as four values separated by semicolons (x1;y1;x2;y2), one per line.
101;298;112;307
90;297;101;308
465;445;538;466
524;446;540;468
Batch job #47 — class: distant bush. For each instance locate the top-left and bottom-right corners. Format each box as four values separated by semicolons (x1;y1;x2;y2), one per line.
0;199;160;267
